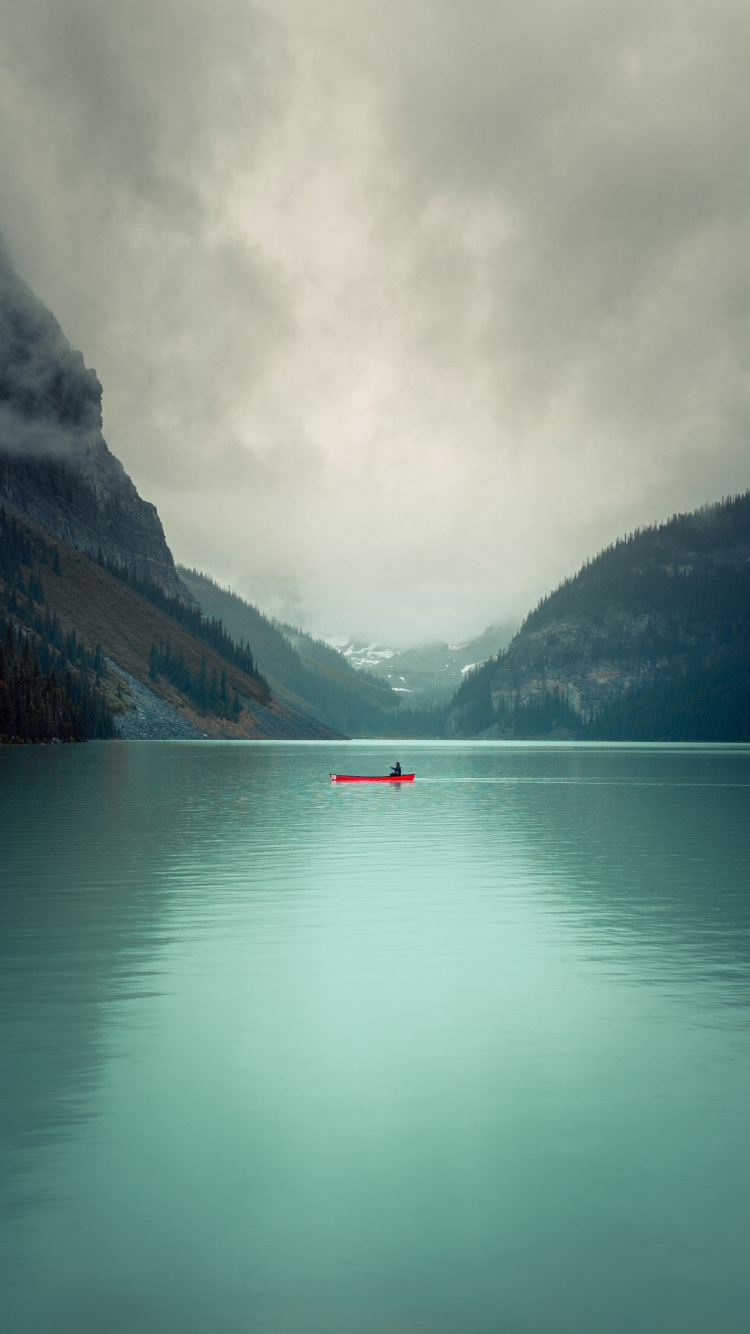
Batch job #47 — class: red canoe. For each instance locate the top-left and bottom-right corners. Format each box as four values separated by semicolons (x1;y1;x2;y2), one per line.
330;774;415;782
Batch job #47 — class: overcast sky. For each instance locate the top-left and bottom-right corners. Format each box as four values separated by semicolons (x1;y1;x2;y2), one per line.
2;0;749;643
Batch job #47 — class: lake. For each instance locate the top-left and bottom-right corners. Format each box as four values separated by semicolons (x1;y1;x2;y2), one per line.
1;740;750;1334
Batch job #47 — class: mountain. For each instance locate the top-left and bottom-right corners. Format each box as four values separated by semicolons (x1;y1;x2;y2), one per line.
0;502;339;741
336;624;517;704
0;245;186;597
177;567;400;736
0;249;341;742
444;494;750;741
7;248;745;745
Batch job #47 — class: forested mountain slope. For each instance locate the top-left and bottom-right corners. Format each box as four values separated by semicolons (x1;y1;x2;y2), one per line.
0;249;346;741
445;493;750;741
178;567;400;736
1;505;339;741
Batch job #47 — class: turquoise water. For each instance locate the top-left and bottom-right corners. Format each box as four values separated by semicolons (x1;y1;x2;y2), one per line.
1;740;750;1334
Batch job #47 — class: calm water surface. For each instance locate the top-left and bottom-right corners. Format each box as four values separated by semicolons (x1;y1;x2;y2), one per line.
1;741;750;1334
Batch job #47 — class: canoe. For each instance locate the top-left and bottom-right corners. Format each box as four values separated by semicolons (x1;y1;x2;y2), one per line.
330;774;415;782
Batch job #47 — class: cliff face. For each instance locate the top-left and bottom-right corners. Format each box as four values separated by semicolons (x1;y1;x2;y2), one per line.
0;246;186;597
486;608;680;724
446;493;750;738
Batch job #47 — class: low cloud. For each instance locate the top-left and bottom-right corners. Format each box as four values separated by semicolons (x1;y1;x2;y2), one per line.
1;0;749;641
0;241;102;456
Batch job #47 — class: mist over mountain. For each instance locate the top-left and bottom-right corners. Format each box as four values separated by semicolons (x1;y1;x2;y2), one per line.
2;243;748;745
0;245;185;597
0;254;342;742
179;564;518;720
336;625;517;704
178;566;401;736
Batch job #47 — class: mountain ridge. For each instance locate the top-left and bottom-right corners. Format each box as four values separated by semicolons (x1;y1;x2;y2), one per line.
443;493;750;741
177;566;400;736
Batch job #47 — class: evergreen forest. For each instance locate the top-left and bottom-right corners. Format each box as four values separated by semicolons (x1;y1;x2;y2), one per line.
0;508;114;742
98;552;270;696
149;639;242;720
178;567;401;736
437;493;750;741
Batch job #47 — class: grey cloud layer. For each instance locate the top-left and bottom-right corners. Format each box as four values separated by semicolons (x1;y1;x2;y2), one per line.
1;0;748;640
0;240;102;456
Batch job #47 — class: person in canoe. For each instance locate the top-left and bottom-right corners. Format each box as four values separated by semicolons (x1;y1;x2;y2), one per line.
389;760;402;776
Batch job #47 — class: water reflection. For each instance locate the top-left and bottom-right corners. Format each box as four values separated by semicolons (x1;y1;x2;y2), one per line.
1;742;749;1334
436;746;750;1003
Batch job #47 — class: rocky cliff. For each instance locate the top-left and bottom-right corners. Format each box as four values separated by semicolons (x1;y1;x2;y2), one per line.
0;245;186;597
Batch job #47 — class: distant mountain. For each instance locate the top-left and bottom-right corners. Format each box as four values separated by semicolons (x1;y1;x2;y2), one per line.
178;567;400;736
0;245;187;597
336;625;517;704
444;493;750;741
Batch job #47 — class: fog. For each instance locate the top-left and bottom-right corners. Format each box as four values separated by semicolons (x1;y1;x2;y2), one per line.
1;0;749;642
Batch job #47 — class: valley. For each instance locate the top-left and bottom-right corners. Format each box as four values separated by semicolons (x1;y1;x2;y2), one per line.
1;246;748;744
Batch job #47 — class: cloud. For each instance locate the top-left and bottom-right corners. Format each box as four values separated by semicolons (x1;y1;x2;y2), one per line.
0;0;749;641
0;240;102;455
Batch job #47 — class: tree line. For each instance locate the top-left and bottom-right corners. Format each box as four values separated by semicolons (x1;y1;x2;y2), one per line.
1;507;114;742
0;617;114;742
523;492;750;643
97;551;270;698
430;492;750;741
174;567;400;737
149;639;242;720
583;646;750;741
